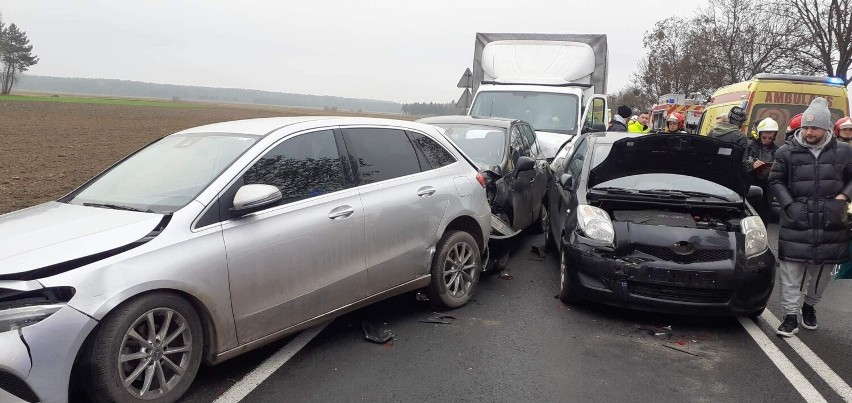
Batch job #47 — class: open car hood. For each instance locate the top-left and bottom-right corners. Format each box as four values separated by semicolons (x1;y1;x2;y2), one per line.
588;134;750;198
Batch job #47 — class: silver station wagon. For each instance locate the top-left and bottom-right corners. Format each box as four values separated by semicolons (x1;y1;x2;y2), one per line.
0;117;491;403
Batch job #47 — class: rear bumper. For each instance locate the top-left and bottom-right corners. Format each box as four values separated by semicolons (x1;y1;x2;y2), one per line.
562;233;776;316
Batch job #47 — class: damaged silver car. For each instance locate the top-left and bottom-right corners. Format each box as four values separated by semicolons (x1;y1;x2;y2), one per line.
0;117;491;403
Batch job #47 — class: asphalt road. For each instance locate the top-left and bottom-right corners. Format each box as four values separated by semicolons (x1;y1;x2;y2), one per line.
186;224;852;403
56;224;852;403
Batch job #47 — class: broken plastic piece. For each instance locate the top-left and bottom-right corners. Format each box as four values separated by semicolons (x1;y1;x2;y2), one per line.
498;271;514;280
420;312;456;324
663;344;699;357
415;292;429;302
361;320;395;344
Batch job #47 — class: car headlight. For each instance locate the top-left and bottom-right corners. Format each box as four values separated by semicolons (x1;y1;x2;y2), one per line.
0;286;74;333
0;304;66;332
741;216;768;257
577;205;615;244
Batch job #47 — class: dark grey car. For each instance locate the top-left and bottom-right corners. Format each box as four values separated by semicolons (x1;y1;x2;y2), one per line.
419;116;549;267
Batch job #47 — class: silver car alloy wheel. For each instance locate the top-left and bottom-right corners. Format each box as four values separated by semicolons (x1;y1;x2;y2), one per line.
541;206;550;244
443;241;476;298
117;308;193;399
560;250;567;291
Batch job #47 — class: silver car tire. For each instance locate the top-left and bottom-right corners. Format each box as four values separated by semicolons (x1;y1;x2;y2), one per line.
558;249;580;303
83;293;204;403
428;230;482;309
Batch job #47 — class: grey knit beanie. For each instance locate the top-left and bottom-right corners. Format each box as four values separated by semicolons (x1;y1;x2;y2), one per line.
801;97;833;132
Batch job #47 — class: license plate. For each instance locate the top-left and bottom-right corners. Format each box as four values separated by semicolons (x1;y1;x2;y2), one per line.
646;267;717;287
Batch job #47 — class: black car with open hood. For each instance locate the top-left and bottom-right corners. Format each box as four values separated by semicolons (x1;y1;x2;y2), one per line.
588;134;752;199
545;132;775;316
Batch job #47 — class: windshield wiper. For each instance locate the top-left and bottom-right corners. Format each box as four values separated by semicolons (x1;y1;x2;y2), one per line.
642;189;731;201
83;202;154;213
593;187;638;194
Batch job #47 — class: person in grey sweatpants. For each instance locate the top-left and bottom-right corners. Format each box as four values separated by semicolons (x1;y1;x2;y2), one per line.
769;97;852;337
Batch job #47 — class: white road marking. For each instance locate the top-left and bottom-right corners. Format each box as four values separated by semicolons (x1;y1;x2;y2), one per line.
213;321;331;403
736;316;826;403
760;310;852;402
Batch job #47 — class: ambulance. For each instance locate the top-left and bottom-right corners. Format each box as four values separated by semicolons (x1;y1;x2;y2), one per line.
698;73;849;144
650;93;706;133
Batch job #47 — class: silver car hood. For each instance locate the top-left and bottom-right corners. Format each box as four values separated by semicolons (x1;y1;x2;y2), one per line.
535;131;575;160
0;202;165;277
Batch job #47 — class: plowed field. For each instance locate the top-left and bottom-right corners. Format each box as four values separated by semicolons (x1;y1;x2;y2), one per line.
0;99;408;214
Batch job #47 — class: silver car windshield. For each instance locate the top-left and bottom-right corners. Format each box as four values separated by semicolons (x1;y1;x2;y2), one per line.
435;124;506;166
470;91;579;134
68;133;258;213
589;144;740;201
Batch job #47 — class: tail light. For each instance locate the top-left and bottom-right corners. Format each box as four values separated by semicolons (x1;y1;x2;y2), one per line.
475;172;487;188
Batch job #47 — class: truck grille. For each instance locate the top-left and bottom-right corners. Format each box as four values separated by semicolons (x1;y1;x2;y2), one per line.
628;282;733;304
633;244;733;264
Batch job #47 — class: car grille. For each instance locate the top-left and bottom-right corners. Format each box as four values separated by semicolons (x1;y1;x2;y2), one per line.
633;244;733;264
628;282;733;304
0;370;39;403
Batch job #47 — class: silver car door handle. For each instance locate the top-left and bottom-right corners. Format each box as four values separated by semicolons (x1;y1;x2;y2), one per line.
417;186;437;197
328;206;355;220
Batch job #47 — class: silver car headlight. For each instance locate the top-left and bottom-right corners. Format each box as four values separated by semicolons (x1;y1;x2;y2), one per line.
741;216;768;257
0;286;75;333
0;304;66;332
577;205;615;244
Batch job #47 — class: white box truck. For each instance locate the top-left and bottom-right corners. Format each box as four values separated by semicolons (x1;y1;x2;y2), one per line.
460;33;610;158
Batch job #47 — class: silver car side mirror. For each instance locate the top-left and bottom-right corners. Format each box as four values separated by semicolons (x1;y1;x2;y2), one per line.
232;184;282;211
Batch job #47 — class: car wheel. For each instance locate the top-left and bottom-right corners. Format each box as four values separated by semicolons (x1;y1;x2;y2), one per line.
558;249;580;303
531;203;546;234
84;293;204;403
428;230;482;309
748;307;766;321
541;205;554;251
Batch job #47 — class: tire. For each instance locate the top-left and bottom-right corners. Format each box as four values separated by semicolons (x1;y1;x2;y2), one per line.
558;249;580;303
748;307;766;321
428;230;483;309
531;203;546;234
541;205;555;251
83;293;204;403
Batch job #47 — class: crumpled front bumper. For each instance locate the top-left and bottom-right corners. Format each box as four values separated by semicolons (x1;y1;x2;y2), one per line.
1;305;97;403
562;229;776;316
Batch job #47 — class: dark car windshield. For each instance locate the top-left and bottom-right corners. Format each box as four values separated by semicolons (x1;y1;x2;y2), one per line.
588;143;740;201
470;91;579;134
434;124;506;166
67;133;258;214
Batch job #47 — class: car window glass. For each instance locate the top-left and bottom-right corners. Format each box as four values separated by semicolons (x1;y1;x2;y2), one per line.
566;138;588;180
344;128;420;184
520;124;538;156
242;130;345;204
409;131;456;169
509;126;530;167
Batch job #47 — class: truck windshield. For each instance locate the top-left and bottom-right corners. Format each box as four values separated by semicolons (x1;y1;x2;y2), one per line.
470;91;579;134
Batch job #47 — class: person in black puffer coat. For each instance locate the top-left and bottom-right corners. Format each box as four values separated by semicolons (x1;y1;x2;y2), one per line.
769;97;852;337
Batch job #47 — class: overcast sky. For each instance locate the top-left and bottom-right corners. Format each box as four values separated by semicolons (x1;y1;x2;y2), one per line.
2;0;709;103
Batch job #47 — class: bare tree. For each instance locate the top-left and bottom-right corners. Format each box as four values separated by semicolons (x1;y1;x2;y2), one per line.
696;0;817;82
0;22;38;94
634;17;722;102
781;0;852;84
